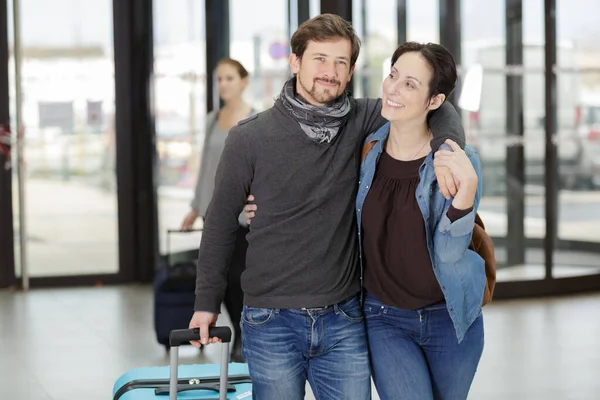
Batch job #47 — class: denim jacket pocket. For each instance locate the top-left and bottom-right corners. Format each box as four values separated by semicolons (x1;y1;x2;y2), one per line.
241;306;274;326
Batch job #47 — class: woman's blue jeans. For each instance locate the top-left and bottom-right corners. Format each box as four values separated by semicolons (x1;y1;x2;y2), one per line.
364;292;484;400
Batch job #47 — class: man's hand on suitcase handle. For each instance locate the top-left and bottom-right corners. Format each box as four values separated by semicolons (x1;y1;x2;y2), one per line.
189;311;220;347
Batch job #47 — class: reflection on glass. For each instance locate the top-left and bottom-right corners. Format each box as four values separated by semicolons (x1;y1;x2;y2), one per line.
154;0;207;254
553;0;600;278
12;0;118;276
7;0;21;278
352;0;396;99
309;0;320;17
230;0;289;111
407;0;439;43
460;0;510;278
460;0;600;281
461;3;551;280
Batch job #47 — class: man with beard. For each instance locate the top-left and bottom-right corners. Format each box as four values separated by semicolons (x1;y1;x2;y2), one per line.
189;14;465;399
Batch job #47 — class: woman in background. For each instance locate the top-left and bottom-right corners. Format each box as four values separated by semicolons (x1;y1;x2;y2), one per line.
181;58;255;362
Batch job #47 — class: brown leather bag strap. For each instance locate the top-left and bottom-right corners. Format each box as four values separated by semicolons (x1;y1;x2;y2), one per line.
361;140;376;162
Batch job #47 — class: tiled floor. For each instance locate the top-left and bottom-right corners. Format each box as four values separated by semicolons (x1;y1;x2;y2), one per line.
1;285;599;400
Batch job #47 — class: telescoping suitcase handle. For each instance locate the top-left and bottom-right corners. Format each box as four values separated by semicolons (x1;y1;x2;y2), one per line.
166;229;202;268
169;326;232;400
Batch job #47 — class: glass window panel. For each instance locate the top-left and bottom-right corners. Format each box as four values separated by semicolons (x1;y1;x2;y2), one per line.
309;0;320;17
352;0;396;99
154;0;207;254
230;0;289;111
407;0;439;43
13;0;117;276
554;0;600;277
461;0;550;280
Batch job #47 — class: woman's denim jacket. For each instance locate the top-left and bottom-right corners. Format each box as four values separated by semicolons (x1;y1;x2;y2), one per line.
356;122;486;343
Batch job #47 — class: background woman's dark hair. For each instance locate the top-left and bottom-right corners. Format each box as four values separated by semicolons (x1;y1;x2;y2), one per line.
290;13;361;68
390;42;457;102
217;58;249;79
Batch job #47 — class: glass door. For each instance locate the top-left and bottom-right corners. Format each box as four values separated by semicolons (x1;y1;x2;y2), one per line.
11;0;118;278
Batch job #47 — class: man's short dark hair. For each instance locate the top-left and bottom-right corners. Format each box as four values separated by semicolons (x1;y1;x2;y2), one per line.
290;13;361;68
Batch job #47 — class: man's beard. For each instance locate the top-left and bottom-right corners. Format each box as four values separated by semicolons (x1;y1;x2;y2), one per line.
299;76;341;104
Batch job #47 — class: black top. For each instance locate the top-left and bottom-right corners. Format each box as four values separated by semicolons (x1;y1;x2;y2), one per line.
362;151;470;310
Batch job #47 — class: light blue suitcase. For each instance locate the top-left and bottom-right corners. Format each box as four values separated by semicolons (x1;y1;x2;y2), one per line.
113;327;252;400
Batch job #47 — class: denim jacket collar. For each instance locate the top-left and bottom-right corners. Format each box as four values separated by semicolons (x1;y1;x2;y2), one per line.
367;121;390;143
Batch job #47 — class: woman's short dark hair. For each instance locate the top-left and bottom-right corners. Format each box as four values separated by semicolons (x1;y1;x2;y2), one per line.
217;58;249;79
390;42;457;101
290;13;361;68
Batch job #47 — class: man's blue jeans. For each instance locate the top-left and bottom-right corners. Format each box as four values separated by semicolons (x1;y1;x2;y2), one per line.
240;295;371;400
364;292;484;400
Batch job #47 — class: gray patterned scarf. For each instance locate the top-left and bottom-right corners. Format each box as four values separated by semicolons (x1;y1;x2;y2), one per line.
279;77;352;144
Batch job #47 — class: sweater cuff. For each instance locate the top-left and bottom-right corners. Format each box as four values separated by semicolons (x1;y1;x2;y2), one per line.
194;294;221;314
447;204;474;223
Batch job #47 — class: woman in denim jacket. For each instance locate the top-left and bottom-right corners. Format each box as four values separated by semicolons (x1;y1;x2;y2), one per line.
356;42;485;400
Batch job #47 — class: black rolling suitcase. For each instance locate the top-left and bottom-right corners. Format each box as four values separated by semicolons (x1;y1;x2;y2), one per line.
154;229;201;350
